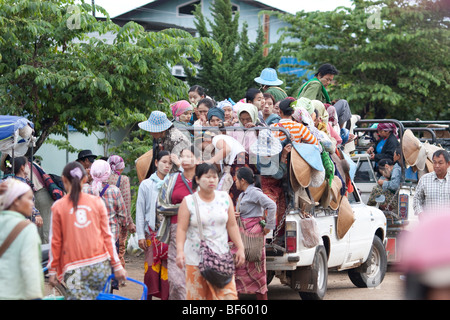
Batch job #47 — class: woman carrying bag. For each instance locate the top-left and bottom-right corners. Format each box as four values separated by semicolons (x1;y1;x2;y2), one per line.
175;163;245;300
0;179;43;300
233;167;276;300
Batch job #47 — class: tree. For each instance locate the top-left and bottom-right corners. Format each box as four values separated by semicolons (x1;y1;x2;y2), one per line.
278;0;449;120
0;0;221;153
186;0;283;101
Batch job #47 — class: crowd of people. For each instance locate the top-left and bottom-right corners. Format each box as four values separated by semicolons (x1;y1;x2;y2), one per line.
131;65;360;300
1;63;449;301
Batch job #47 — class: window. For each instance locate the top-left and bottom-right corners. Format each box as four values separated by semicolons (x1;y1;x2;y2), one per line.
178;0;201;16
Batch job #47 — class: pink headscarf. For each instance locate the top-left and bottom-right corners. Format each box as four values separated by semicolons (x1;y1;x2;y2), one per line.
170;100;193;121
90;160;111;196
377;123;398;137
0;179;31;211
107;155;125;175
324;104;338;127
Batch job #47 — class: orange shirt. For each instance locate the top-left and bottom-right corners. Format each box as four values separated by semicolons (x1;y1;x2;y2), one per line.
48;193;122;281
271;119;319;145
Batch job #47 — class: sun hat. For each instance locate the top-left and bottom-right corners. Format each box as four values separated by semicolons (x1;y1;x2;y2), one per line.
329;176;343;210
76;149;97;162
309;179;330;207
250;129;283;157
336;195;355;239
290;145;312;188
254;68;283;86
135;149;153;183
138;111;173;133
292;143;324;172
402;129;426;171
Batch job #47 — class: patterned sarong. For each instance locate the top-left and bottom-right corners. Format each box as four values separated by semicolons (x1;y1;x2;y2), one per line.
144;229;169;300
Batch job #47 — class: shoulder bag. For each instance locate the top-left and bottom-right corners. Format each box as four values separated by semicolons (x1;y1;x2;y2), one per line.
192;193;235;288
236;194;264;262
0;220;31;258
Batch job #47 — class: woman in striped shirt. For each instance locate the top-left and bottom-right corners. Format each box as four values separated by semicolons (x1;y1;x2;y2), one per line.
270;97;319;146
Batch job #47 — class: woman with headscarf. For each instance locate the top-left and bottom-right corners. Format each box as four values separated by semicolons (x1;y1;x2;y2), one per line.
207;107;225;128
107;155;136;267
292;106;334;153
0;179;43;300
366;123;400;166
217;100;237;127
226;102;260;156
171;100;194;140
82;160;127;249
324;104;343;147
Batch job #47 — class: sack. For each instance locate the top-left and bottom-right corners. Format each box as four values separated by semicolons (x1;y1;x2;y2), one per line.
299;211;320;248
217;166;233;193
238;218;264;262
193;194;234;288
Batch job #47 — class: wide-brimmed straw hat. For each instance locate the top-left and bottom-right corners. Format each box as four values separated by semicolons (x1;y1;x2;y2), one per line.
292;143;324;172
337;196;355;239
254;68;283;86
290;145;312;188
309;179;331;208
250;129;283;157
402;129;426;171
135;149;153;183
329;176;343;211
138;111;172;133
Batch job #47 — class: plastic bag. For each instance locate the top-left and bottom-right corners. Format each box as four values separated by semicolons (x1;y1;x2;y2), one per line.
126;233;143;256
300;212;320;248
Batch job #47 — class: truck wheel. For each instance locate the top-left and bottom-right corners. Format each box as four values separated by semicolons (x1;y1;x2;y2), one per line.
348;236;387;288
298;245;328;300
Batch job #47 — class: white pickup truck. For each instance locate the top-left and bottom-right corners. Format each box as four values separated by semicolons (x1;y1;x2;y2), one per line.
265;182;387;300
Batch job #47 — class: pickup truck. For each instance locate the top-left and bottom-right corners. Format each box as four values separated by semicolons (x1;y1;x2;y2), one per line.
265;181;387;300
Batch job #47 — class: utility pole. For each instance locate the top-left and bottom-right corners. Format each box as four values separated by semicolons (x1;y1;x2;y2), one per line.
92;0;95;17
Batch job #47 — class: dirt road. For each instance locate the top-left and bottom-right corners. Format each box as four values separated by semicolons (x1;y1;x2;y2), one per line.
118;252;405;300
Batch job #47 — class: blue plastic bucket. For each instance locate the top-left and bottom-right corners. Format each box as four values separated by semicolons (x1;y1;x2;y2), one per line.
96;274;148;300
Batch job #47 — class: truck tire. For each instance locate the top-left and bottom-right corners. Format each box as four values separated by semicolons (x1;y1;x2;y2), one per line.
298;245;328;300
348;236;387;288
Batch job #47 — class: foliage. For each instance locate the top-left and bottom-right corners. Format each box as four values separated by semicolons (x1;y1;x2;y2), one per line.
0;0;221;153
186;0;283;101
278;0;449;120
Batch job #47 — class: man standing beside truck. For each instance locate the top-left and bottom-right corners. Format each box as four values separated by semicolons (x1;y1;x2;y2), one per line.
413;150;450;218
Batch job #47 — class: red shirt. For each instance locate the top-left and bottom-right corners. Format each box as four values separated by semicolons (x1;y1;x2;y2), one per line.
170;174;193;224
